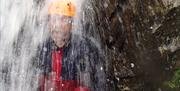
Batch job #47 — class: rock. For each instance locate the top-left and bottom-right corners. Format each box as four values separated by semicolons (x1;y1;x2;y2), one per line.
82;0;180;90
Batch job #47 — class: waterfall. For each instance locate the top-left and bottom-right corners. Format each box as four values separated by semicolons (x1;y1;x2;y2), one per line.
0;0;107;90
0;0;47;90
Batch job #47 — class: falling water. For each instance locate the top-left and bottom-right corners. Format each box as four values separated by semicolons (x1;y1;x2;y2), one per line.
1;0;180;91
0;0;98;91
0;0;48;90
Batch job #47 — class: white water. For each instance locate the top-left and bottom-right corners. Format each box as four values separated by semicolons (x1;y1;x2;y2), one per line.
0;0;84;90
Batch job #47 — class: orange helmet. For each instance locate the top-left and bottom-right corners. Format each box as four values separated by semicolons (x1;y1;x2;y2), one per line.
48;0;76;17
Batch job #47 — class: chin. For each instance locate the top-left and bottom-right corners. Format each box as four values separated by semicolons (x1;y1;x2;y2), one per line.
57;43;64;48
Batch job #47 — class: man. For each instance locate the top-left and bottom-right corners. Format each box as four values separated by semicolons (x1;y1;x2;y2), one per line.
37;0;106;91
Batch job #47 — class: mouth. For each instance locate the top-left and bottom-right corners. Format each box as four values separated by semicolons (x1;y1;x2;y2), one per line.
55;40;65;48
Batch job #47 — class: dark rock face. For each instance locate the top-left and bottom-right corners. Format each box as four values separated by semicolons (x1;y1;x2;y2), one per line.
82;0;180;91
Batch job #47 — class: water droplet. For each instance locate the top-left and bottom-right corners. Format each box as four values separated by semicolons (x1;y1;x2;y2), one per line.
130;63;135;68
100;66;103;70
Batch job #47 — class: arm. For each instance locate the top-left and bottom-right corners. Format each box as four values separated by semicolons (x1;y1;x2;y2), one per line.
76;38;106;91
35;41;52;91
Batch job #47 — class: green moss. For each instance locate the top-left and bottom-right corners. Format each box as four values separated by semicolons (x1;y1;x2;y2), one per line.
165;68;180;88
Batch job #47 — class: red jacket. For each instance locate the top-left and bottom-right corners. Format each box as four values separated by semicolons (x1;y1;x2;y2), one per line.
39;49;90;91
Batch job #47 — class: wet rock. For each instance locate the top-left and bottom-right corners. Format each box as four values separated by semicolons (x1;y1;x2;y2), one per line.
154;6;180;76
82;0;180;90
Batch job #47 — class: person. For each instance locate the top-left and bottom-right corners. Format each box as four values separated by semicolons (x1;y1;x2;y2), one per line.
36;0;106;91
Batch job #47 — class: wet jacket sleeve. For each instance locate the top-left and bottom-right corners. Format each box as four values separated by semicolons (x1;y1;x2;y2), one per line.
76;38;106;91
35;41;52;76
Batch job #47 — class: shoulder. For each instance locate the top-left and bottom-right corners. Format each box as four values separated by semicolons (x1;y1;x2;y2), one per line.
69;34;101;55
36;38;53;64
67;34;105;64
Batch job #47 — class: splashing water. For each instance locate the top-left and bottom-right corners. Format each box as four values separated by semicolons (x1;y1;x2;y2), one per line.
0;0;94;91
0;0;49;90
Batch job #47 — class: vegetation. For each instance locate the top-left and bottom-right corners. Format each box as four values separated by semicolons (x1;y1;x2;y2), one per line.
165;68;180;88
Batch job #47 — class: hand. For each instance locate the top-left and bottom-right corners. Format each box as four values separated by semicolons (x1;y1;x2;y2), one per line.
44;72;57;91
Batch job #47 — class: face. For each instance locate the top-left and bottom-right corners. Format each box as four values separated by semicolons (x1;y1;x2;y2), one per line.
48;15;73;48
